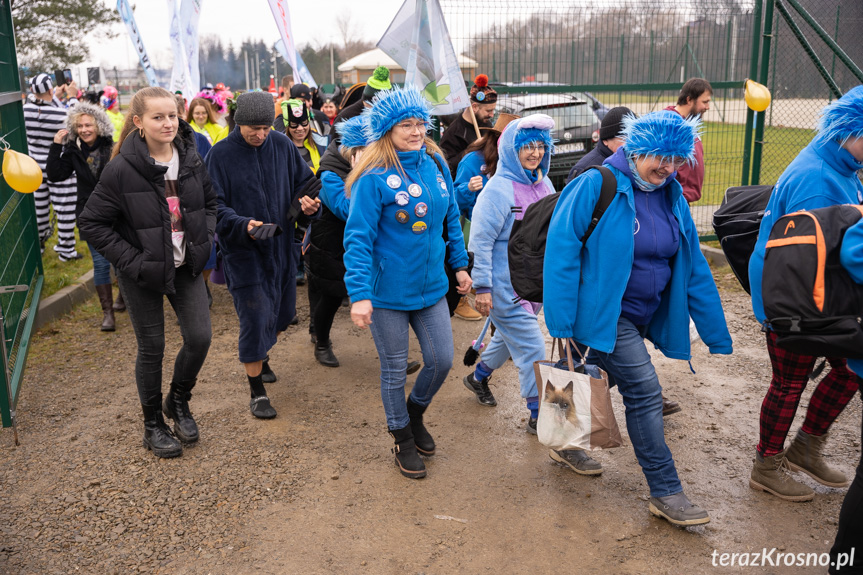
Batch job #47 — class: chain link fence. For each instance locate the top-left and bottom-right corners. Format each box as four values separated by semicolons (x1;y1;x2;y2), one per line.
439;0;861;238
756;0;863;185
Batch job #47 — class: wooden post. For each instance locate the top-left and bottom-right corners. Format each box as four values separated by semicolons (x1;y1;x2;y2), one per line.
466;104;481;139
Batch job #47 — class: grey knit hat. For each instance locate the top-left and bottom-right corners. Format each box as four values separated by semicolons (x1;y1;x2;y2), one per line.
234;91;275;126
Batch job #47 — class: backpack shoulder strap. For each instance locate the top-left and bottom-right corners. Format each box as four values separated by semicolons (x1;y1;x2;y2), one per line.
580;165;616;243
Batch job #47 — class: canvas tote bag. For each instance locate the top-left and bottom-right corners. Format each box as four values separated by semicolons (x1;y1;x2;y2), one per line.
533;339;623;451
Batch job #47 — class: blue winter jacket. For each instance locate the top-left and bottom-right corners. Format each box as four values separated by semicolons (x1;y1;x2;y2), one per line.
454;150;490;220
320;170;351;221
543;149;733;358
841;220;863;376
343;148;469;310
749;137;863;323
470;117;555;297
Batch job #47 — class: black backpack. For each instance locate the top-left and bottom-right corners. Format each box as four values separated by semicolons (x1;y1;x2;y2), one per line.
508;165;617;303
712;184;774;294
761;204;863;359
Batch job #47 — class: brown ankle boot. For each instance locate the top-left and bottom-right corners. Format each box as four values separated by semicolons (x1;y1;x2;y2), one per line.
95;284;116;332
749;449;814;501
785;430;849;487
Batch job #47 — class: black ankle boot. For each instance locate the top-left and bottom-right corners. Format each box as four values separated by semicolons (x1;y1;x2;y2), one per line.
314;340;340;367
389;425;426;479
163;383;199;444
406;398;435;456
142;401;183;458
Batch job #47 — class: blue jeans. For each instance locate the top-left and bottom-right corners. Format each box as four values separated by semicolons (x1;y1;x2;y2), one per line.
87;242;112;286
575;316;682;498
369;297;453;430
119;265;212;409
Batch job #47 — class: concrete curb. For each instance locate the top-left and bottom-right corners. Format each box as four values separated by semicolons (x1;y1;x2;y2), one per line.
34;269;95;330
700;244;729;268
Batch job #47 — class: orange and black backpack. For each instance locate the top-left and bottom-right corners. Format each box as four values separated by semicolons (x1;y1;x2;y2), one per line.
761;204;863;359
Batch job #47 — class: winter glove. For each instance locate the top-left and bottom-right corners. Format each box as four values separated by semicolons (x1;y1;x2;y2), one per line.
287;177;323;224
249;223;283;240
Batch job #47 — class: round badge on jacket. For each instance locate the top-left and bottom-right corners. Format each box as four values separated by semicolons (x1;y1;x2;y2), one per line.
387;175;402;189
395;191;410;206
408;183;422;198
414;203;428;218
411;221;427;234
395;209;409;224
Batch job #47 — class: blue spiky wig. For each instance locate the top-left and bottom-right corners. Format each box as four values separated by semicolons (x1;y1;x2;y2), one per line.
337;115;370;150
512;128;555;154
621;110;702;163
364;86;431;142
817;85;863;145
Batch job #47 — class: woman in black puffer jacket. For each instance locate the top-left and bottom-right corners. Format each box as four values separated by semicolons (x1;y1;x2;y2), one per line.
78;86;217;460
46;101;118;331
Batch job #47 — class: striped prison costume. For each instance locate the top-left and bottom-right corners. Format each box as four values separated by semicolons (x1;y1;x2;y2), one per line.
23;96;79;259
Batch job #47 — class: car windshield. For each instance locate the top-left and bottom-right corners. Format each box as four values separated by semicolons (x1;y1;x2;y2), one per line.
521;103;595;129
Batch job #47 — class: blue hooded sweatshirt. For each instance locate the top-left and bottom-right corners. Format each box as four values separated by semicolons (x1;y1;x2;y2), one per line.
343;148;469;310
454;150;490;220
543;147;732;358
841;219;863;376
605;149;680;326
469;116;555;310
748;137;863;323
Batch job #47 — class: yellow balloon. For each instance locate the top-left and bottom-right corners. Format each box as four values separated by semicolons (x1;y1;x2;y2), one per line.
2;149;43;194
745;79;772;112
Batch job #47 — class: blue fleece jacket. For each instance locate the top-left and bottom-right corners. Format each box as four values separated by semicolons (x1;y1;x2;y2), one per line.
543;147;732;358
749;137;863;323
343;148;469;310
469;118;555;301
320;170;351;221
454;150;490;219
841;220;863;376
605;150;679;325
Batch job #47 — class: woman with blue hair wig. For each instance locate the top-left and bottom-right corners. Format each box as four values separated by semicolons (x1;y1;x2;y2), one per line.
342;86;473;479
463;114;556;431
747;86;863;505
544;110;732;526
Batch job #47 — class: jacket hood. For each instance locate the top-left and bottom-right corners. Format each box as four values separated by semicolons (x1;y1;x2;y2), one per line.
318;139;351;180
817;85;863;146
65;101;115;143
496;114;554;185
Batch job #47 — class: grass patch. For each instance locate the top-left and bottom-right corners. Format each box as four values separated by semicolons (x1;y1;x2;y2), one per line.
698;121;815;206
40;224;92;298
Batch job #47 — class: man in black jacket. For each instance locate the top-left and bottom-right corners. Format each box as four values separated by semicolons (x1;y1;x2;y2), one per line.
439;74;497;177
565;106;632;185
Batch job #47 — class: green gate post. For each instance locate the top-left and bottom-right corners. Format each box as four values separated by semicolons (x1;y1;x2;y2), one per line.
570;41;576;83
618;35;625;105
592;37;598;84
741;0;764;186
829;4;840;103
750;0;775;186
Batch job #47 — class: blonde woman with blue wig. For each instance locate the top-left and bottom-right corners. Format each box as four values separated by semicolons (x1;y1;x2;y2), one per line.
544;110;732;526
343;87;473;479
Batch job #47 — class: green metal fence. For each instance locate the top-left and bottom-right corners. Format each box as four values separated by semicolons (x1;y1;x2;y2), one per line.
440;0;862;239
0;0;43;438
744;0;863;187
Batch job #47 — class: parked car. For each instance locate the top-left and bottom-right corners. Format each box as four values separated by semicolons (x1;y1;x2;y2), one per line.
494;92;601;190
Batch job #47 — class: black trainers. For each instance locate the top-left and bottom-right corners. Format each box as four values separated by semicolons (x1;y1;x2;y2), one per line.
526;417;537;435
250;395;277;419
550;449;603;475
261;359;277;383
463;373;497;406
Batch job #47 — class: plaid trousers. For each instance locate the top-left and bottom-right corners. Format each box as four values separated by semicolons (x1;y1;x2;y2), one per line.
757;331;860;457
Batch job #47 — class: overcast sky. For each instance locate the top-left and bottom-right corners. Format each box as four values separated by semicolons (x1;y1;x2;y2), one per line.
87;0;409;71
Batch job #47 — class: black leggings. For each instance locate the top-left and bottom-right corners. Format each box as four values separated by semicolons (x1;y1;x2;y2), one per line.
830;386;863;574
308;282;344;345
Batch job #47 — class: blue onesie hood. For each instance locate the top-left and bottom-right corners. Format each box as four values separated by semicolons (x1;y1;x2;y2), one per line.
496;115;555;184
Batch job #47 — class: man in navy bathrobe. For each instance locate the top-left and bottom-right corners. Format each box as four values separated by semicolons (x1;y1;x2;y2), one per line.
207;91;321;419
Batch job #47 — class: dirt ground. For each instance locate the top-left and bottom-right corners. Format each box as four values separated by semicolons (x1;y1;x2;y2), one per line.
0;267;859;574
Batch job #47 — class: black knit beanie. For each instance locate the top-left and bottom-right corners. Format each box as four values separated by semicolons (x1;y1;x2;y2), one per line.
599;106;634;141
